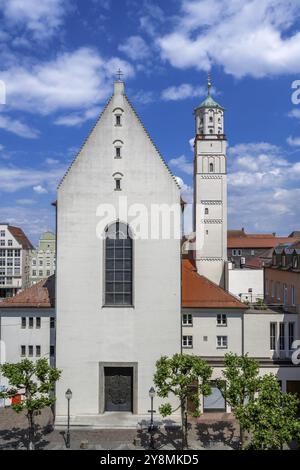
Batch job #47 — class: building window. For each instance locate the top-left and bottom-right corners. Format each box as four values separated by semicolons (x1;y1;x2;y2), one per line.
36;317;41;329
0;240;4;246
115;178;121;191
272;254;276;265
14;249;20;257
8;240;12;246
32;270;36;276
14;268;20;276
115;115;121;126
270;322;276;350
6;277;12;285
21;345;26;357
293;256;298;269
209;129;213;134
271;280;274;298
0;230;5;237
282;255;286;267
209;116;213;122
276;282;281;300
209;162;214;172
265;279;269;296
217;336;228;348
104;222;133;306
39;260;43;266
279;323;285;351
32;259;36;266
205;208;209;215
46;270;50;276
182;313;192;326
289;322;295;350
50;317;55;329
182;335;193;348
283;284;287;305
21;317;26;329
291;285;296;306
36;345;41;357
29;317;34;329
217;314;227;326
115;147;121;158
50;345;55;356
28;345;33;357
39;270;43;276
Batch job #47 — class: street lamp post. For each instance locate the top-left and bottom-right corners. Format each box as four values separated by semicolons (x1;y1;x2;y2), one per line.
65;388;72;449
148;386;156;450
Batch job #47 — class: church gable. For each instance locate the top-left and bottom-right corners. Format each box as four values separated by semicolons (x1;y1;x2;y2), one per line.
58;81;179;195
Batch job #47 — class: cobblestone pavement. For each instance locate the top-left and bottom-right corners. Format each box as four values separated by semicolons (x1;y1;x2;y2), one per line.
0;408;240;450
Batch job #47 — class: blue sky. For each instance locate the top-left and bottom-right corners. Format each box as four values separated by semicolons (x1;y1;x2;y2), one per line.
1;0;300;244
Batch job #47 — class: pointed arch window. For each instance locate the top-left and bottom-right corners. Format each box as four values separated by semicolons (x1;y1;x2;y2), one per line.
104;222;133;306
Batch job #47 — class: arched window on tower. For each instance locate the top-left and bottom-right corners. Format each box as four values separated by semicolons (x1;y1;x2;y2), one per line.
104;222;133;306
209;162;214;173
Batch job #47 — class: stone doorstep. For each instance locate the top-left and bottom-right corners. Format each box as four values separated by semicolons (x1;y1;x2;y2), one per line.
55;413;182;430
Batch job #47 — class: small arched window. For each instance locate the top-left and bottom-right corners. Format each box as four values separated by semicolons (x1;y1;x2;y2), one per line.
209;162;214;172
209;129;213;134
104;222;133;306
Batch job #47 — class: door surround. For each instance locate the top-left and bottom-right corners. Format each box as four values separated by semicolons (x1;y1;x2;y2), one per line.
99;362;138;414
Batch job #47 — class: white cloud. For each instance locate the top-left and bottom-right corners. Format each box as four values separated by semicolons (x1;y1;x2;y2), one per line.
158;0;300;78
0;0;67;40
288;109;300;119
170;155;193;175
1;48;134;115
119;36;150;61
54;106;101;127
16;198;36;205
33;185;48;194
45;158;59;165
228;141;300;234
287;136;300;147
161;84;206;101
0;114;39;138
0;163;66;192
131;89;155;105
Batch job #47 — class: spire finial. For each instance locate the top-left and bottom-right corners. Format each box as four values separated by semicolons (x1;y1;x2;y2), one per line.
207;72;212;96
116;68;123;82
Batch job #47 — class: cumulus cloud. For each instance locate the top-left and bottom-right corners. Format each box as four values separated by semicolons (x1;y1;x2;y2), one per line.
161;84;206;101
0;48;134;116
170;155;193;175
119;36;150;61
0;0;67;40
0;163;66;192
228;142;300;233
0;114;39;138
158;0;300;78
287;136;300;147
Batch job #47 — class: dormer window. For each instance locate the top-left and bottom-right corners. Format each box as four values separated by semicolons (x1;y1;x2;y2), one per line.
282;255;286;267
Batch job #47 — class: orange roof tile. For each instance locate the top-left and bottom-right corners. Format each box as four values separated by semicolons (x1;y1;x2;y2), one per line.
0;276;55;308
182;259;246;309
228;236;300;249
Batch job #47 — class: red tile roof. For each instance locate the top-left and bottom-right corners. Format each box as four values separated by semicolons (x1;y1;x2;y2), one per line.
182;259;246;309
0;276;55;308
8;226;34;250
228;236;299;249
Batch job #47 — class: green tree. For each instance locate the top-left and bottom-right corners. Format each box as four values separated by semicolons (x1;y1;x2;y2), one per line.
154;353;212;449
216;353;261;448
0;359;61;450
237;374;300;450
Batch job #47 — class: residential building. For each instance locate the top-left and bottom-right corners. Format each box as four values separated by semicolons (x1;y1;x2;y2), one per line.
0;224;33;299
182;259;300;412
228;228;300;269
0;276;55;405
264;241;300;339
226;261;264;303
30;232;56;285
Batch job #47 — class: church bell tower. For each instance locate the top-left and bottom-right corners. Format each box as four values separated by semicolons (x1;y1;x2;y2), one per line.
193;75;227;287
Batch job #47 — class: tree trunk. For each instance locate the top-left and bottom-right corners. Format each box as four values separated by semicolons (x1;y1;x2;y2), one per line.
27;412;35;450
181;399;188;450
240;423;245;449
